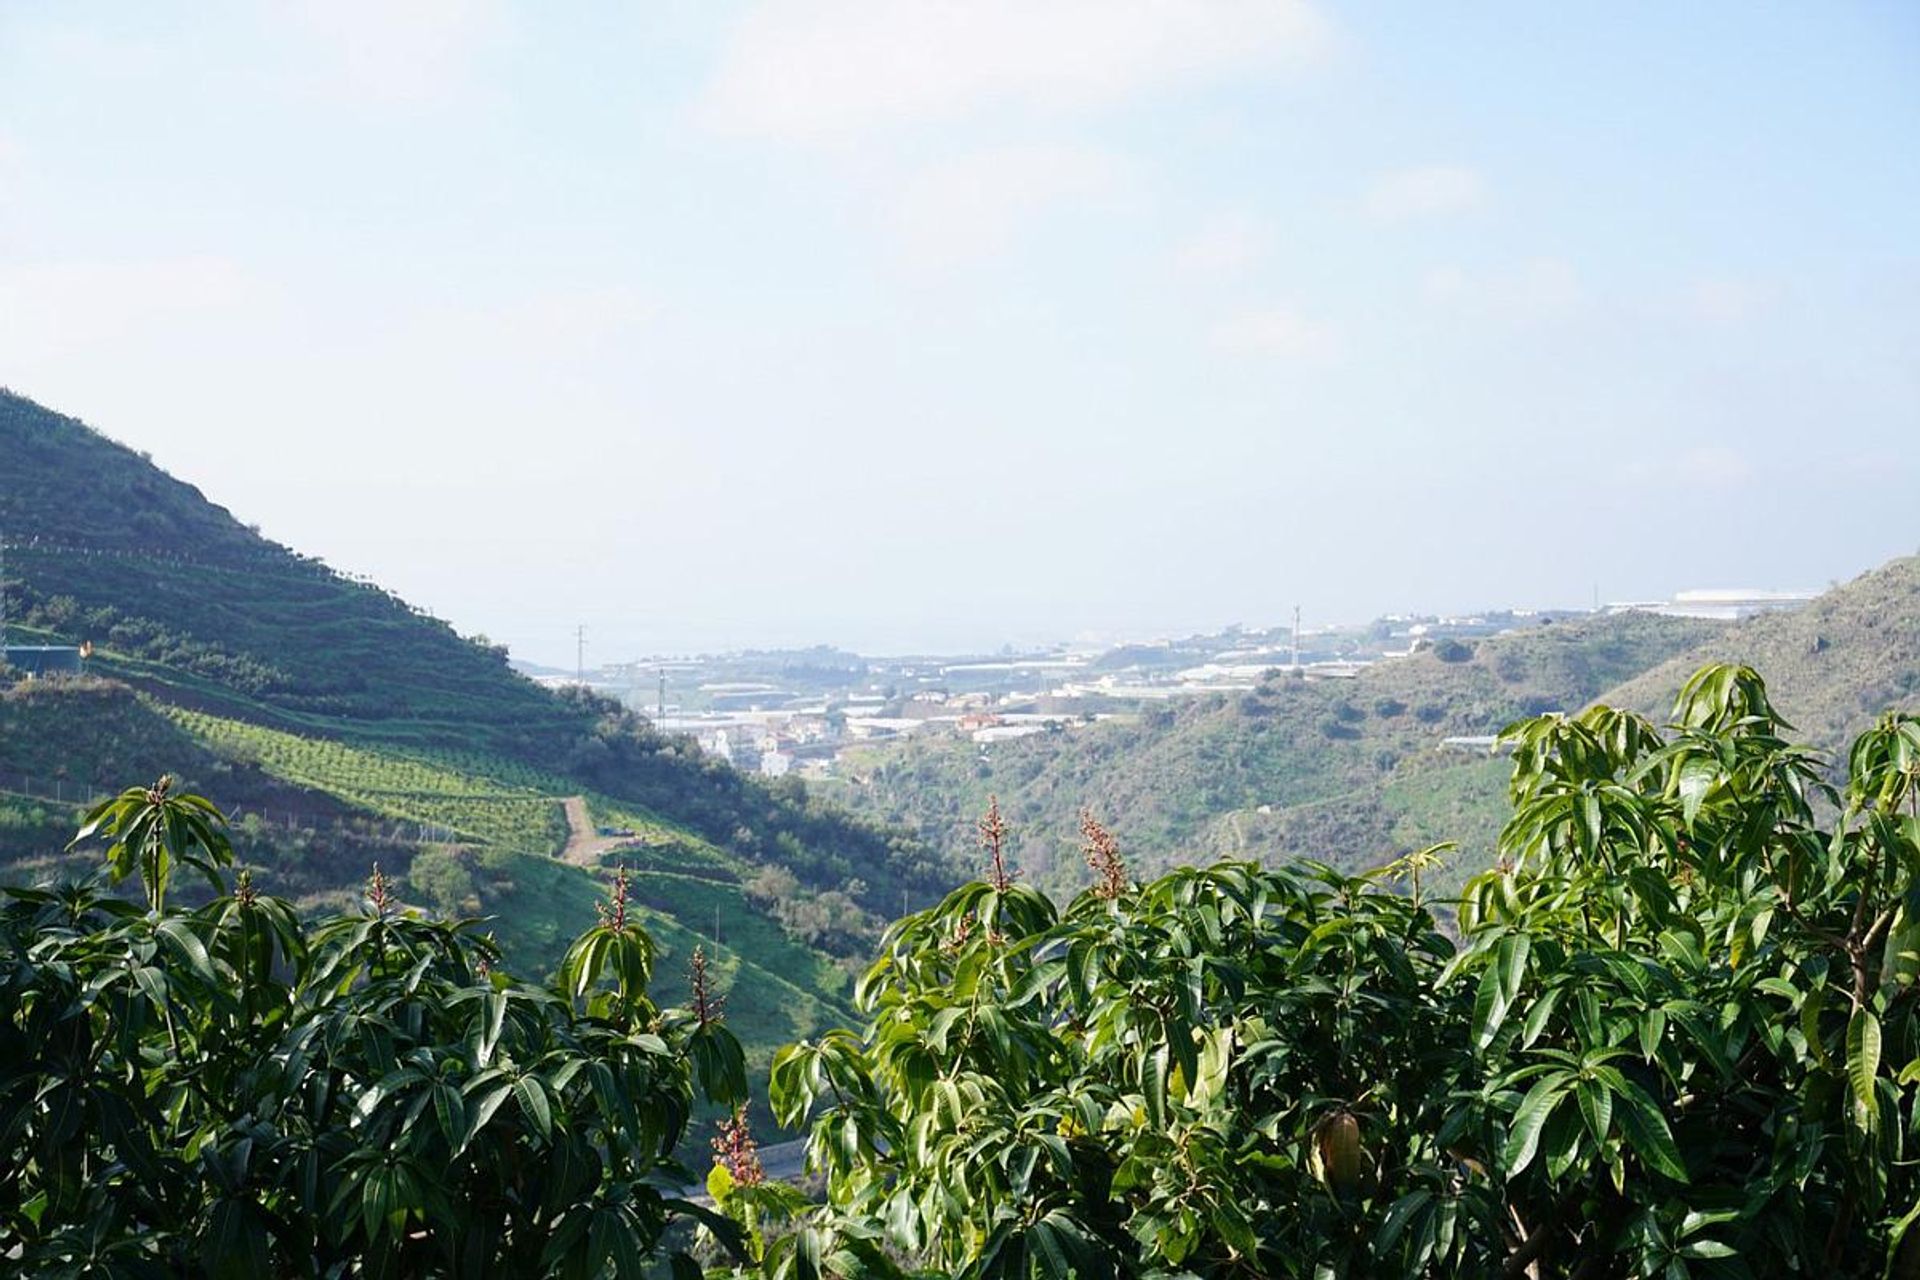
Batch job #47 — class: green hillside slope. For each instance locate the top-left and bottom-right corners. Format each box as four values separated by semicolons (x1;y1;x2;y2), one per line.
1226;562;1920;896
0;388;948;1091
835;611;1716;894
1598;556;1920;751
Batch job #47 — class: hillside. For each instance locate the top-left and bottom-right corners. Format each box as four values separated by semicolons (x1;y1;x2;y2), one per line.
833;610;1717;894
0;394;579;741
840;562;1920;901
0;388;953;1101
1599;555;1920;750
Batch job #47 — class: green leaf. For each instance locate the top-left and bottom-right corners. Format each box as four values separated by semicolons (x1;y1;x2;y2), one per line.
1500;933;1531;1003
514;1076;552;1141
1520;986;1563;1048
462;1083;514;1152
1576;1078;1613;1145
431;1083;466;1147
1801;986;1831;1067
155;917;217;983
1376;1189;1432;1253
479;990;508;1064
1677;758;1716;824
1145;1043;1170;1127
1596;1068;1688;1182
1638;1007;1667;1060
1848;1005;1883;1133
1501;1075;1568;1177
1472;960;1510;1051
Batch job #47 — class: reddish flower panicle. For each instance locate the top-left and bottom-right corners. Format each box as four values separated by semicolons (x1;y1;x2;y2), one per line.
690;945;725;1027
1080;809;1128;900
596;864;631;932
366;863;394;917
978;796;1013;891
712;1106;765;1186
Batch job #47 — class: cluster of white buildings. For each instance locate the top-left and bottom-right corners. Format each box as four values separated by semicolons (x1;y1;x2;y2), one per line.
603;583;1821;779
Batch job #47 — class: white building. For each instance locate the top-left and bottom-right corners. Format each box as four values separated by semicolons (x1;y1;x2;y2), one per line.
1608;588;1817;622
972;723;1051;744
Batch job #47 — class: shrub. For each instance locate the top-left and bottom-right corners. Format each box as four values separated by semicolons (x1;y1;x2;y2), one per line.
0;781;749;1276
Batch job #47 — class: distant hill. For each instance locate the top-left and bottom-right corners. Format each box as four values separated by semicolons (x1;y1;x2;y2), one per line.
1598;556;1920;751
0;388;953;1102
831;610;1717;895
840;561;1920;901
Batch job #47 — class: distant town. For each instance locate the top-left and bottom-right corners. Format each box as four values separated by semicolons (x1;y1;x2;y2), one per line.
512;587;1818;782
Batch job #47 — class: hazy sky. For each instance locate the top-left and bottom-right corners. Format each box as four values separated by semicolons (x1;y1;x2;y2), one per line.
2;3;1916;663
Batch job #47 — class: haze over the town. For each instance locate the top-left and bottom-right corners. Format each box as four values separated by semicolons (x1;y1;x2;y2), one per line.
3;2;1916;665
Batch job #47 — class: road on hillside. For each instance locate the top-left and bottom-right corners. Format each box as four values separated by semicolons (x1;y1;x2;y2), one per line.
559;796;631;867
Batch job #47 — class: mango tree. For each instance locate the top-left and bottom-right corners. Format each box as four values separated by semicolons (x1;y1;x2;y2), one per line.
0;777;746;1277
756;666;1920;1276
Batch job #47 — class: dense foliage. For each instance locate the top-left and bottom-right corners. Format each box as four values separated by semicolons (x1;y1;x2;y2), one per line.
757;666;1920;1276
0;778;748;1277
0;677;890;1093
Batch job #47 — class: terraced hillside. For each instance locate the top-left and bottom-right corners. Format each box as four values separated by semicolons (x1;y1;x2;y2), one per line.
0;388;950;1099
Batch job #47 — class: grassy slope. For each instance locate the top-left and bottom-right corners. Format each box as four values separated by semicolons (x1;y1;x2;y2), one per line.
0;391;947;905
0;389;933;1089
1234;561;1920;892
1598;557;1920;754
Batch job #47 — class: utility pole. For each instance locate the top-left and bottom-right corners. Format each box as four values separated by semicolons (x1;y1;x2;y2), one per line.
1291;605;1302;668
0;531;9;656
657;666;666;722
575;624;587;685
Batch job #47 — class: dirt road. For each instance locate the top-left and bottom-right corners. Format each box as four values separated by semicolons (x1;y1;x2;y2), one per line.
559;796;629;866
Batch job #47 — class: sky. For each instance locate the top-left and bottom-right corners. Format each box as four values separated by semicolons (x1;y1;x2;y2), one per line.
1;2;1916;664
